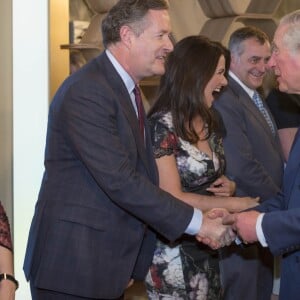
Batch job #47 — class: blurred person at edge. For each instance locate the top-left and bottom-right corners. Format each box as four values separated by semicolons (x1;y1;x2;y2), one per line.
264;73;300;162
0;202;18;300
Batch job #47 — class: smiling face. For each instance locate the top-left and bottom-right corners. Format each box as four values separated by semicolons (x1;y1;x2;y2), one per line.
268;24;300;94
204;55;228;107
127;9;174;82
230;37;271;90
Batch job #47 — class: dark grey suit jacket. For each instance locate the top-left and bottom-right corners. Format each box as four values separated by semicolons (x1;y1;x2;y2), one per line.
214;76;284;201
23;52;193;299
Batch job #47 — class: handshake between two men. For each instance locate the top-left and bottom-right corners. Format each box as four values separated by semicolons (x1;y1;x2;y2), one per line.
196;208;261;250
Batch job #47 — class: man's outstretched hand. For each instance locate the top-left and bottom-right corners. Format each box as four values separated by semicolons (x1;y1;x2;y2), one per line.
222;210;260;244
196;208;236;249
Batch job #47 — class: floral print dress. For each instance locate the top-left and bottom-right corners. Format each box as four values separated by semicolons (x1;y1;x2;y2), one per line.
145;111;226;300
0;202;12;251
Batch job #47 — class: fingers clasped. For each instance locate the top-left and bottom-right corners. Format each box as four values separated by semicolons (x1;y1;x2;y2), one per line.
196;208;236;249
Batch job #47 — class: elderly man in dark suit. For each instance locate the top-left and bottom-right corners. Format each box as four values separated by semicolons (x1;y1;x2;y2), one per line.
223;10;300;300
214;26;284;300
23;1;233;299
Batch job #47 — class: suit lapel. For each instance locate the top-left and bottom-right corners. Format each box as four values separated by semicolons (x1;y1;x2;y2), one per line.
229;79;277;142
144;119;159;185
117;87;153;171
100;54;156;181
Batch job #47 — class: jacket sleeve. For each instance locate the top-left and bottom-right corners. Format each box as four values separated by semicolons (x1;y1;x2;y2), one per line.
262;208;300;256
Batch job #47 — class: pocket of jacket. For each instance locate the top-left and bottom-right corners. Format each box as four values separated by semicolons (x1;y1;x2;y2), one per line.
58;203;107;231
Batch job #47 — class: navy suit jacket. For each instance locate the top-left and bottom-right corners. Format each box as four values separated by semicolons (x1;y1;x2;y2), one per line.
214;77;284;201
23;52;193;298
256;129;300;300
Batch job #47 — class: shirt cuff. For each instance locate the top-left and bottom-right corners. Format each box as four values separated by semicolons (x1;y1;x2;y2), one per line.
185;208;203;235
256;213;268;247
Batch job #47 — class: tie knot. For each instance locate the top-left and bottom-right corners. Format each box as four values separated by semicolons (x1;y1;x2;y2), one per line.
253;91;262;101
252;91;264;108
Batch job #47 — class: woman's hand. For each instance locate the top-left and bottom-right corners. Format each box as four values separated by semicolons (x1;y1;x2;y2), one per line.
206;175;236;196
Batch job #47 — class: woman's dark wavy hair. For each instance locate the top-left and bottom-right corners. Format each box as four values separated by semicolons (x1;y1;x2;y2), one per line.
148;35;230;143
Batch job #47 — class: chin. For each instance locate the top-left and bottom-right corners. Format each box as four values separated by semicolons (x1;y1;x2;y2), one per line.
249;77;263;88
253;79;263;88
207;97;214;107
152;66;165;76
278;84;288;93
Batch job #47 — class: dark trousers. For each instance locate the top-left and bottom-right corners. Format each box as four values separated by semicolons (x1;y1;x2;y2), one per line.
219;243;273;300
30;282;124;300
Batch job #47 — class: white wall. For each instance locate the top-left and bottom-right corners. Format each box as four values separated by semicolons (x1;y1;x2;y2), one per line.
13;0;49;298
0;0;13;235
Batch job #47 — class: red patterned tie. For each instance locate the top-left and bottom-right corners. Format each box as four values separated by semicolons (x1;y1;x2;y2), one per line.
133;85;145;140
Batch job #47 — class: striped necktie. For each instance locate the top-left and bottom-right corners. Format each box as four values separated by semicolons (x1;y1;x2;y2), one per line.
252;91;275;135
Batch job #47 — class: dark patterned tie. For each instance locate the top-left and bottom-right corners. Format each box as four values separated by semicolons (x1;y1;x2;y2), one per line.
133;85;145;140
252;91;275;135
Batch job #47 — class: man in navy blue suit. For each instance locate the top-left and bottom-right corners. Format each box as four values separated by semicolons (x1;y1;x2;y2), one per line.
23;1;234;299
223;9;300;300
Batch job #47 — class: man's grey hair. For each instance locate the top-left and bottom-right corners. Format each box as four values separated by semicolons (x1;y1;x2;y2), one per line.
228;26;269;58
279;9;300;55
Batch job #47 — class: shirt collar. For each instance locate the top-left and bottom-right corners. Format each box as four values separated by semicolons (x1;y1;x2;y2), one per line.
105;49;135;94
229;70;256;99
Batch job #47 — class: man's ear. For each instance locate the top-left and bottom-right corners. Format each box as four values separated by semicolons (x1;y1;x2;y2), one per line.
230;54;238;68
120;25;134;48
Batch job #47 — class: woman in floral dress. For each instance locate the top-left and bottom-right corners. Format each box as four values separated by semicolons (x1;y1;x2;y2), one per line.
145;36;258;299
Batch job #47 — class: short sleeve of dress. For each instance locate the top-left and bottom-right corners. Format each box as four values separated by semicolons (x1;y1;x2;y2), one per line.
0;202;13;251
148;113;179;159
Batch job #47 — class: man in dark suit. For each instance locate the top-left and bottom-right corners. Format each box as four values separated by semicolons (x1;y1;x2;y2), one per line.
223;9;300;300
266;89;300;162
23;1;233;299
214;27;284;300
